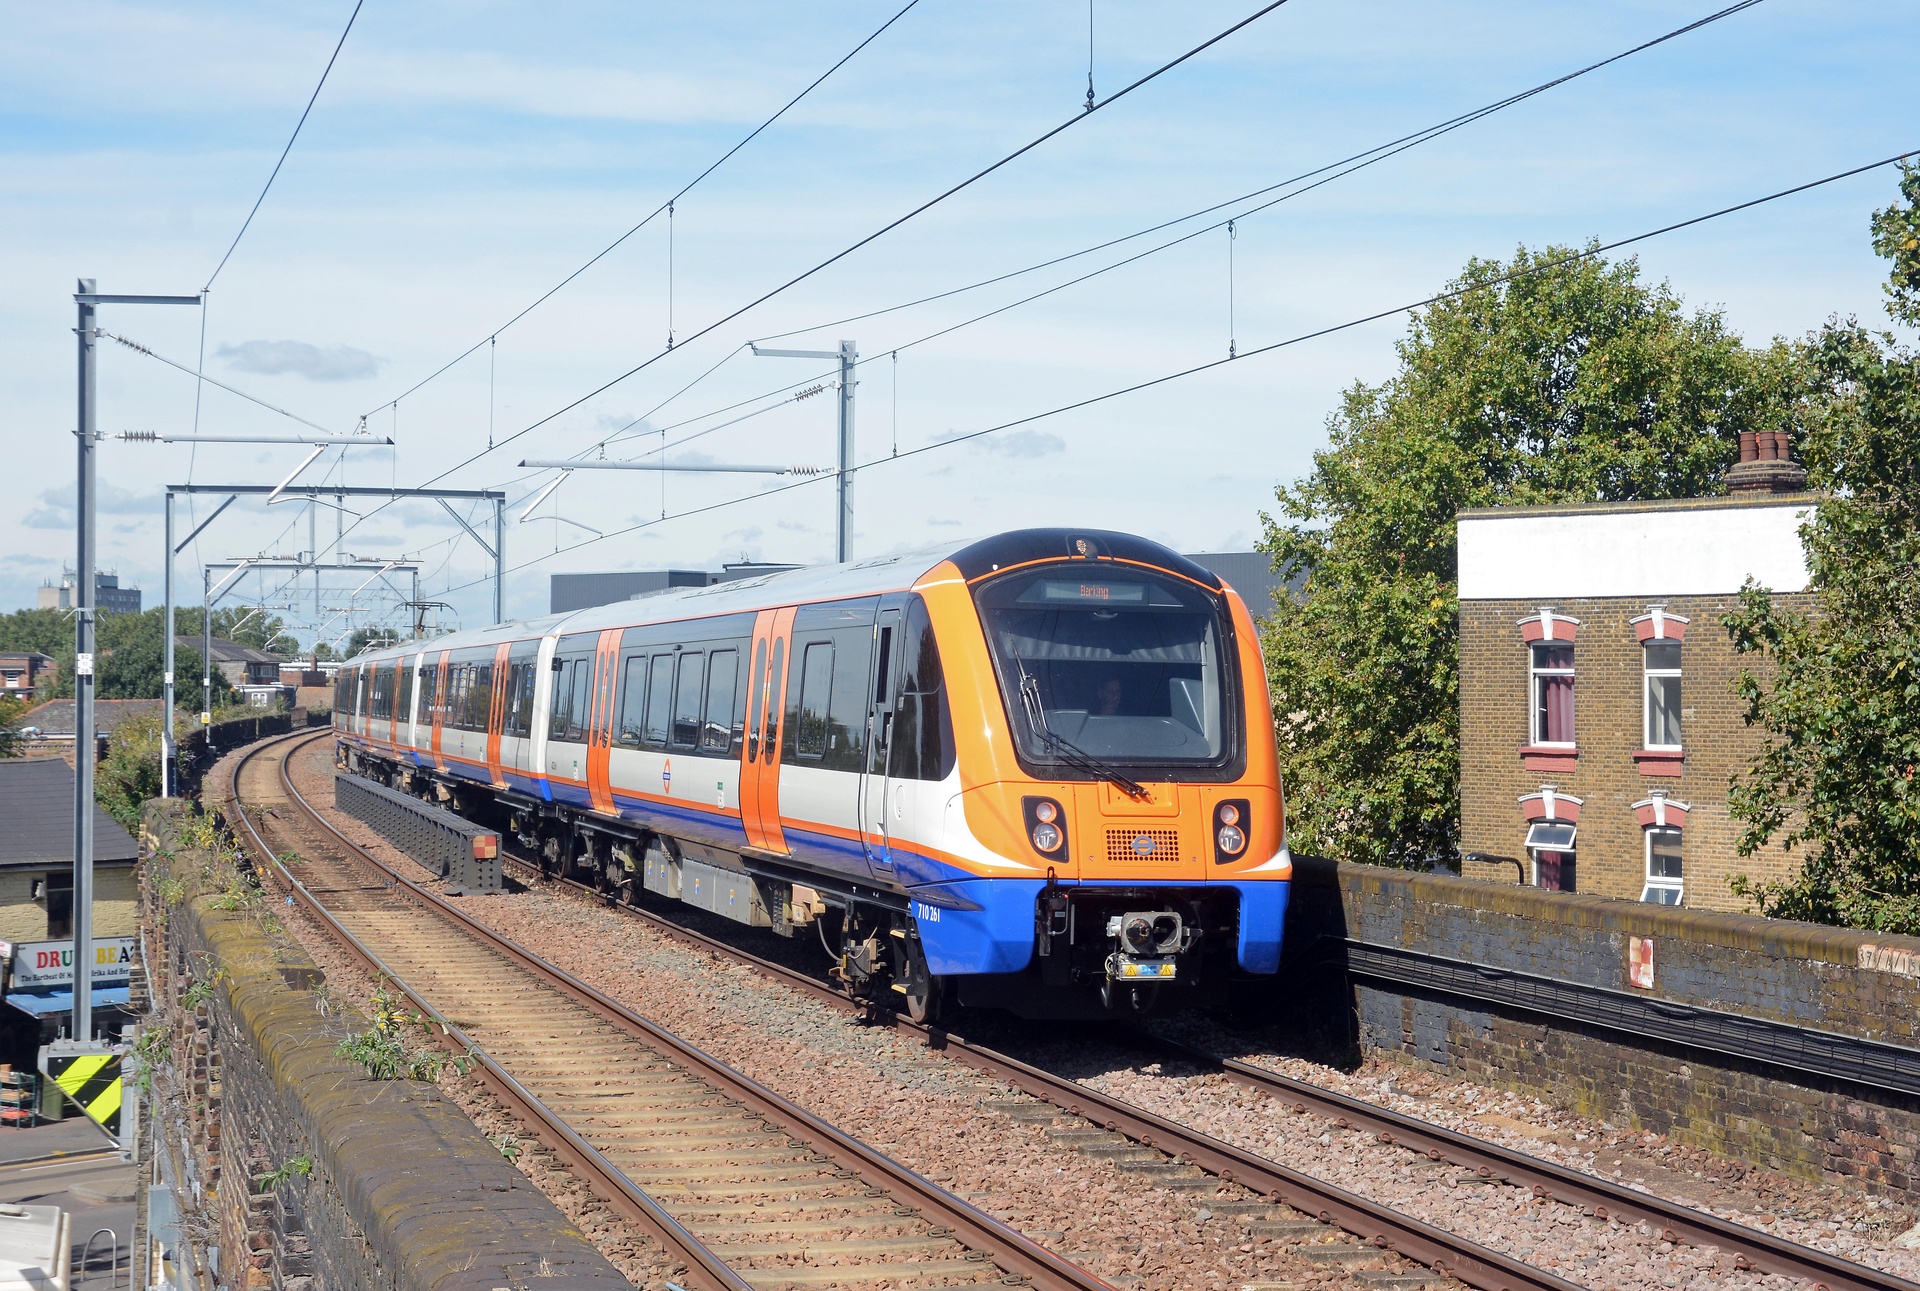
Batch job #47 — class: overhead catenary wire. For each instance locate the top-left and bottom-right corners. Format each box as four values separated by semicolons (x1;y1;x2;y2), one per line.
333;0;1759;587
750;0;1767;346
427;146;1918;597
365;0;927;416
98;330;344;436
387;0;1300;498
204;0;366;291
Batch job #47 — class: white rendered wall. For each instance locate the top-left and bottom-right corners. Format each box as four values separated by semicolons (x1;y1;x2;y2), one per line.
1457;504;1813;600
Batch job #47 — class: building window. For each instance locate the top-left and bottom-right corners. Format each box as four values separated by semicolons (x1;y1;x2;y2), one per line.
1644;641;1682;749
1643;826;1683;904
45;871;74;939
1524;820;1577;892
1529;643;1575;745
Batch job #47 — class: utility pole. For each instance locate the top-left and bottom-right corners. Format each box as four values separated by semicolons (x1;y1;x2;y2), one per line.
749;339;857;562
68;281;198;1046
73;280;97;1043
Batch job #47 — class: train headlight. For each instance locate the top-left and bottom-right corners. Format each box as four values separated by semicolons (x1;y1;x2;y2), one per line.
1212;798;1251;863
1021;796;1068;859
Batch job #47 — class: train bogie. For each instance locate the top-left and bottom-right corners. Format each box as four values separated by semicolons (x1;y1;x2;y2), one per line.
332;529;1291;1020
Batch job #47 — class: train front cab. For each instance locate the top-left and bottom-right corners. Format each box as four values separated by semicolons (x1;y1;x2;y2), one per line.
900;535;1290;1019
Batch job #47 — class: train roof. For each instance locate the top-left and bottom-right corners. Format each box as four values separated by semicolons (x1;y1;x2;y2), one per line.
339;528;1221;667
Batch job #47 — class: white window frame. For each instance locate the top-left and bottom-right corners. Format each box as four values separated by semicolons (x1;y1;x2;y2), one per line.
1642;826;1684;904
1523;821;1577;890
1528;642;1576;746
1642;640;1683;751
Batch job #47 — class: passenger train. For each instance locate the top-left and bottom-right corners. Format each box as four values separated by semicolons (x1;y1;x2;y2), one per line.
333;529;1290;1019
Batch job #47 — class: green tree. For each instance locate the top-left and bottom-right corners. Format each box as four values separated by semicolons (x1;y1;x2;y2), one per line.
345;626;401;657
1723;164;1920;931
0;695;28;758
95;707;165;828
1259;243;1806;868
0;607;69;658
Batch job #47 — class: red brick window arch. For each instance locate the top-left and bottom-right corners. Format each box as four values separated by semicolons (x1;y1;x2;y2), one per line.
1518;611;1580;771
1630;607;1688;776
1633;794;1690;904
1518;787;1581;892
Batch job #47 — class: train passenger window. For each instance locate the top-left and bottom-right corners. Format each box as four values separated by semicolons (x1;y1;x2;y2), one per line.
473;663;496;730
672;652;705;749
702;650;737;753
565;658;593;741
746;639;767;757
549;661;574;737
642;655;675;748
795;642;835;760
616;656;648;745
399;664;416;727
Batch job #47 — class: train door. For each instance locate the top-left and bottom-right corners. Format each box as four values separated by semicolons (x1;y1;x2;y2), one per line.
740;606;795;853
858;605;903;874
429;653;449;773
485;642;511;788
584;628;622;815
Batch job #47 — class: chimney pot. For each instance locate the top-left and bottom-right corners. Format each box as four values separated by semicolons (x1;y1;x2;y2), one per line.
1739;432;1758;463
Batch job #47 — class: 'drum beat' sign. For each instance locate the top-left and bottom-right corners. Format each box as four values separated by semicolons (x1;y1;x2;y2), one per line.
9;938;136;990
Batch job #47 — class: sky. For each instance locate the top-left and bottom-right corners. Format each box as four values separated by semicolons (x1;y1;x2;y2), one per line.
1;0;1914;646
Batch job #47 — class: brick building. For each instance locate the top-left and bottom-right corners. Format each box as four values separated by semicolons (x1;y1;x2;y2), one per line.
1457;465;1817;911
0;652;53;696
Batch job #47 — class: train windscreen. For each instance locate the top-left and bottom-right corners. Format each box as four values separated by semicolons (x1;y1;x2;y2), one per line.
975;567;1233;770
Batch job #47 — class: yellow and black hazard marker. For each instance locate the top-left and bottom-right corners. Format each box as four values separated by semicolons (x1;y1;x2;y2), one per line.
43;1049;122;1137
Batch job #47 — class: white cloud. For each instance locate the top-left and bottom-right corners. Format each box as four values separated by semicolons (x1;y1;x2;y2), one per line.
982;429;1065;458
22;482;165;529
217;340;383;382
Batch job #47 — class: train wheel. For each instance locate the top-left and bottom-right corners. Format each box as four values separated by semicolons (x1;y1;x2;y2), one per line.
889;936;941;1025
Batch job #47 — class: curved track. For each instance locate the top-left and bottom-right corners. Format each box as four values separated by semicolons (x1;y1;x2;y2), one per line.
479;764;1920;1291
224;730;1107;1291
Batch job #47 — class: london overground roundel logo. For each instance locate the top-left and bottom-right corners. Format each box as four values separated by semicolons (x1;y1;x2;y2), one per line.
1131;834;1156;856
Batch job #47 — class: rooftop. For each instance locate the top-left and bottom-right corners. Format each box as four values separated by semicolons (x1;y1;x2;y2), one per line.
0;758;139;868
13;698;164;737
175;636;284;666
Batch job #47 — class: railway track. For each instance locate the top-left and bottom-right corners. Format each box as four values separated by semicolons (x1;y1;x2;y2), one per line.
222;730;1106;1291
465;761;1920;1291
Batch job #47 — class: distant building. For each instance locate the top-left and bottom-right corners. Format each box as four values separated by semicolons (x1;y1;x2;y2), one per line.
1183;552;1297;620
37;571;141;615
10;698;163;754
550;563;804;613
178;636;290;708
0;758;140;1062
0;653;53;697
1456;435;1815;911
552;555;1289;618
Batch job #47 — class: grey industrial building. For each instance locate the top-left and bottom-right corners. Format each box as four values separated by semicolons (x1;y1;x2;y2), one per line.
552;553;1293;620
549;564;802;614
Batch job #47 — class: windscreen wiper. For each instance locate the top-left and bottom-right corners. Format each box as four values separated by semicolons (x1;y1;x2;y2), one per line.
1018;669;1149;799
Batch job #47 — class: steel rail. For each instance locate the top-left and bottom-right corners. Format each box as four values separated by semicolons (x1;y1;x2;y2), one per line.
486;806;1920;1291
235;730;1111;1291
224;734;755;1291
1138;1034;1920;1291
486;841;1589;1289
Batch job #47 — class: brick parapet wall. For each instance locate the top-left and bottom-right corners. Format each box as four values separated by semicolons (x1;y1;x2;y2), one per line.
1285;857;1920;1195
1458;593;1814;909
139;801;629;1290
